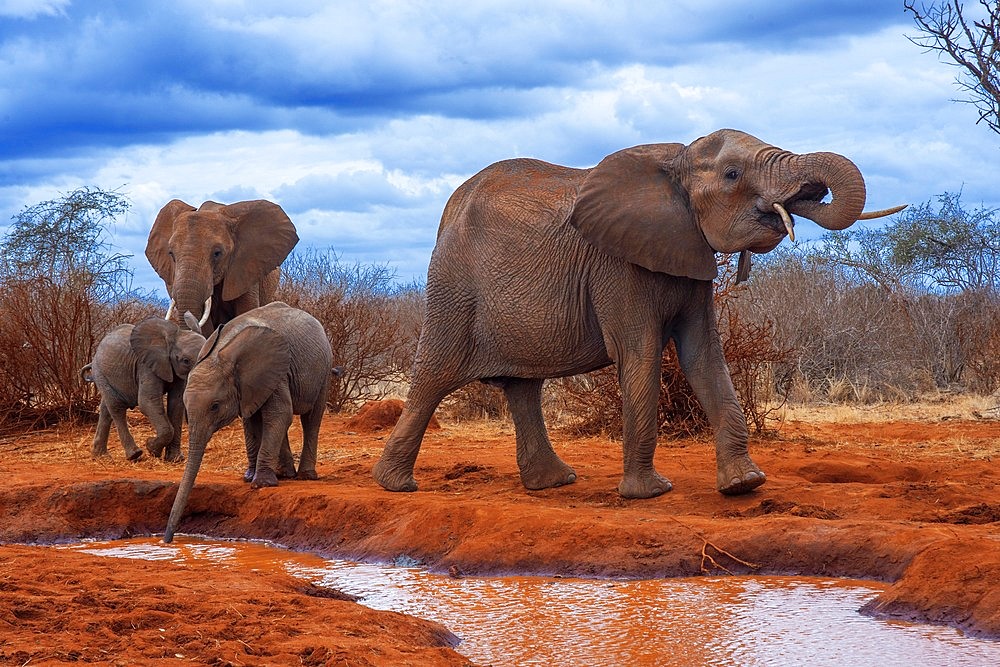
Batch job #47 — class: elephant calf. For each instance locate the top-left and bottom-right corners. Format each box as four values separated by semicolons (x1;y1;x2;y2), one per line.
83;314;206;462
163;302;333;543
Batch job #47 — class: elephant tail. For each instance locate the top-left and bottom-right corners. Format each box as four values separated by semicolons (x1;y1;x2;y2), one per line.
80;363;94;383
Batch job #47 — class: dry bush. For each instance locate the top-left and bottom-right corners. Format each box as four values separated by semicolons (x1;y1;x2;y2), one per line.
439;382;508;422
0;279;159;432
275;248;422;412
0;188;160;434
744;248;1000;402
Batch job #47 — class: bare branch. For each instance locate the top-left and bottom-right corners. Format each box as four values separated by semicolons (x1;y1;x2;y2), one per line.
905;1;1000;134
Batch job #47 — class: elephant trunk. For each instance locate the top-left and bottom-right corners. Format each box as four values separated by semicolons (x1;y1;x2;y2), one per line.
171;274;214;331
163;434;207;543
783;151;867;231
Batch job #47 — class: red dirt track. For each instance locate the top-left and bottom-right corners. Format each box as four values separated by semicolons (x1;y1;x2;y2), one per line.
1;406;999;664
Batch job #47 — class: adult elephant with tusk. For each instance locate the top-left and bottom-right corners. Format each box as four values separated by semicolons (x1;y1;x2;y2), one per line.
145;199;299;335
373;128;905;499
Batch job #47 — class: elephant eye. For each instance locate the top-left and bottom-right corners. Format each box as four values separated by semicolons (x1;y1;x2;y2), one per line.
212;248;223;260
210;401;220;412
724;167;741;181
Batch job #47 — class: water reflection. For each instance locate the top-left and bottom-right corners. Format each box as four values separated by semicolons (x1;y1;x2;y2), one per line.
66;537;1000;667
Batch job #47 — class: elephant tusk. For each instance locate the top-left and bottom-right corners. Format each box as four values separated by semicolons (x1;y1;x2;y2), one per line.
165;300;176;321
736;250;752;284
198;296;212;327
857;204;908;220
773;202;795;242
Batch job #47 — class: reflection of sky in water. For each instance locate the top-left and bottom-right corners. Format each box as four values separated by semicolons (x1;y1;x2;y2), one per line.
67;537;1000;667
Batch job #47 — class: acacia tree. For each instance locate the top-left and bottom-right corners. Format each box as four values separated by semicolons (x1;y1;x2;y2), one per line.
809;191;1000;293
0;187;155;429
905;1;1000;134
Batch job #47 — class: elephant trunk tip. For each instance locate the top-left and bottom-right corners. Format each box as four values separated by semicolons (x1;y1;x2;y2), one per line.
162;529;175;544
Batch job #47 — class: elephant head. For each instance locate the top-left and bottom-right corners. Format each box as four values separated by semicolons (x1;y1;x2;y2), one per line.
163;322;291;542
129;317;206;383
145;199;299;332
570;128;904;281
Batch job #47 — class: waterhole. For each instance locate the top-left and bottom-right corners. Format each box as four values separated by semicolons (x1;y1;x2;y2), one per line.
64;536;1000;667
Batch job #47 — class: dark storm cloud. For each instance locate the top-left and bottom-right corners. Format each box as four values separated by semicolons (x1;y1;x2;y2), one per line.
0;1;904;168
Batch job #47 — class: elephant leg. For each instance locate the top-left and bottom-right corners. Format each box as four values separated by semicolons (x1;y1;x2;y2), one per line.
674;305;765;495
296;391;326;481
251;390;294;489
91;401;113;458
138;378;173;459
163;383;185;463
501;378;576;490
617;351;673;499
277;431;297;479
373;370;467;492
242;412;263;483
108;403;143;462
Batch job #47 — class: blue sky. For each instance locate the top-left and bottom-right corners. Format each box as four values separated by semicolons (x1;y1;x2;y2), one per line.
2;0;997;296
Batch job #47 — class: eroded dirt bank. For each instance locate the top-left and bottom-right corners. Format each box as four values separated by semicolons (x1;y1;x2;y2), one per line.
1;410;999;664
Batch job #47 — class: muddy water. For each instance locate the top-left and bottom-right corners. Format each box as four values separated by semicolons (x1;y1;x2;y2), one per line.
65;536;1000;667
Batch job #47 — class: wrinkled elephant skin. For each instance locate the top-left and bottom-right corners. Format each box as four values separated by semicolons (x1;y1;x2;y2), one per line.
85;318;205;462
145;199;299;335
374;129;887;498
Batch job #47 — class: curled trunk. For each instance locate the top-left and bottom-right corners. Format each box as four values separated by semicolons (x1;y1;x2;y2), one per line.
785;151;866;231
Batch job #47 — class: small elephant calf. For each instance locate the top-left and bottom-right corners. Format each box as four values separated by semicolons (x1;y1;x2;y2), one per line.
83;314;206;461
164;302;334;542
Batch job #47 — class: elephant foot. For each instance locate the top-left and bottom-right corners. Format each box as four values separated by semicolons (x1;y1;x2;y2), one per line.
296;469;318;481
717;455;766;495
163;449;185;464
618;471;673;499
243;467;255;483
520;461;577;491
250;469;279;489
372;458;418;492
277;464;298;479
144;437;167;459
125;448;144;462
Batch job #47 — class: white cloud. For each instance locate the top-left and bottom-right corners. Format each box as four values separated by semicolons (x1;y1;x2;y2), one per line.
0;0;68;19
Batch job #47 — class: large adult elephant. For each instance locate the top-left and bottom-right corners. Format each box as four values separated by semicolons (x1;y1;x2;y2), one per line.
373;128;904;499
145;199;299;335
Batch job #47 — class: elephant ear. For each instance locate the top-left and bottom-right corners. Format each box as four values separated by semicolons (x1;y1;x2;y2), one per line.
219;200;299;302
570;144;718;281
145;199;196;288
130;317;179;382
197;322;225;363
218;326;290;418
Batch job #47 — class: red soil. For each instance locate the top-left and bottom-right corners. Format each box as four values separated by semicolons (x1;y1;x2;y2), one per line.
1;405;998;664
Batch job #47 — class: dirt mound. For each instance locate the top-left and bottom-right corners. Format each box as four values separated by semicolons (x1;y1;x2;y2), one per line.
931;503;1000;525
345;399;442;433
717;498;842;520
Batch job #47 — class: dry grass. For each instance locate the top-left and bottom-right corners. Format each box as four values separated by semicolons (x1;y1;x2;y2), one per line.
777;391;1000;423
